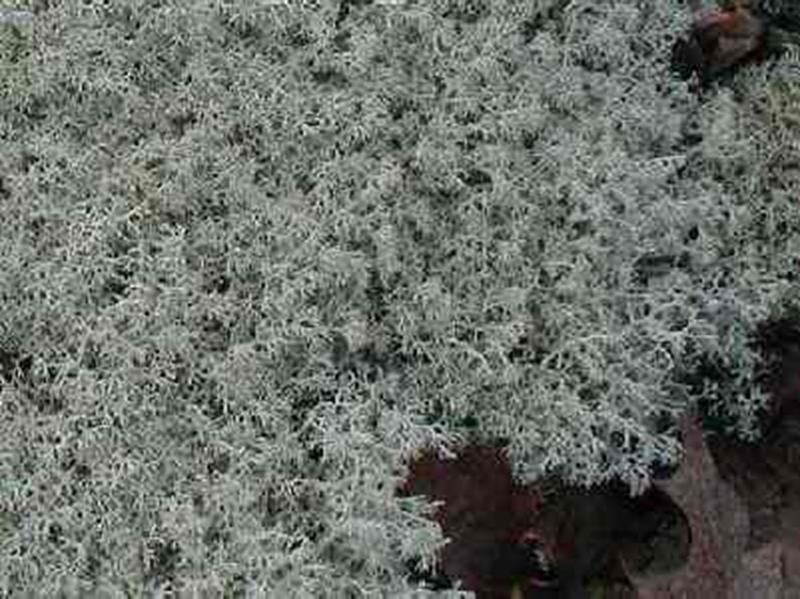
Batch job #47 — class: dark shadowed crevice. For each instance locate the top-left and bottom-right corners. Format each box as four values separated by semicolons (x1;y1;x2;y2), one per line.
398;444;690;597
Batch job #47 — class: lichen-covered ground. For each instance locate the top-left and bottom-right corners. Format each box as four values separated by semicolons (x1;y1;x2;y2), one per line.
1;1;799;595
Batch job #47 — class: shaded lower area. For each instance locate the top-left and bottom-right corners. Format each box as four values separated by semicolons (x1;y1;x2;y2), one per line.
709;314;800;559
397;312;800;597
398;445;689;598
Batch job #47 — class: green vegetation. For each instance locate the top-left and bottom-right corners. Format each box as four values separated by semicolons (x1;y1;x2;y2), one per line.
1;0;798;595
